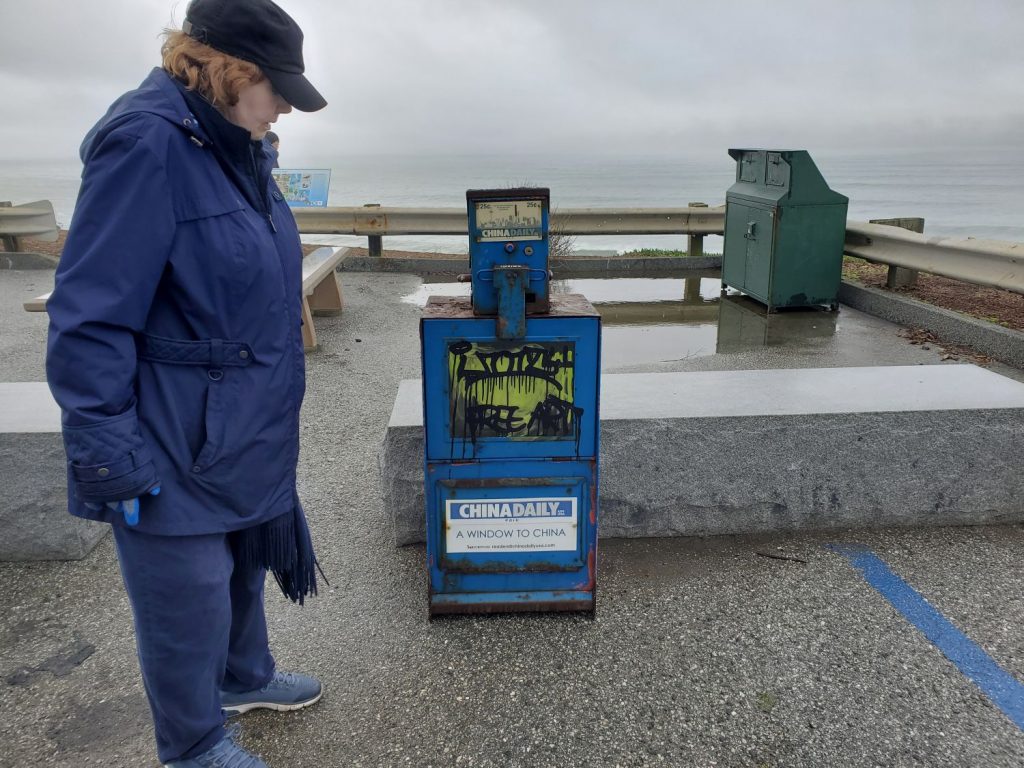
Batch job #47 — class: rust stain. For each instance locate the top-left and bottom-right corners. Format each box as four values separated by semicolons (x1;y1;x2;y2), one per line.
356;214;387;232
441;477;558;489
430;598;593;616
440;556;581;574
589;475;597;527
422;296;475;318
574;548;597;591
422;294;598;320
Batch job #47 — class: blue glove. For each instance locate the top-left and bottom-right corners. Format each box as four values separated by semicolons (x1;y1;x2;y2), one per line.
85;486;161;526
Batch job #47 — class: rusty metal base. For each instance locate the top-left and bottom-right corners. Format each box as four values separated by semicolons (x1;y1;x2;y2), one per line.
429;589;595;616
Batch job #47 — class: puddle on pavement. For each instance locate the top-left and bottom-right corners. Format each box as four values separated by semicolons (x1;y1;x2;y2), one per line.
716;295;839;355
402;277;840;368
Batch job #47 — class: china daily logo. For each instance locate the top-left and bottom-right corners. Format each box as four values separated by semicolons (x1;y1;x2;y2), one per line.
449;499;574;519
445;497;578;553
479;227;542;239
446;499;581;552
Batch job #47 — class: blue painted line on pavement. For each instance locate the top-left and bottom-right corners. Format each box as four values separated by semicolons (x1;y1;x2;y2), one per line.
829;543;1024;731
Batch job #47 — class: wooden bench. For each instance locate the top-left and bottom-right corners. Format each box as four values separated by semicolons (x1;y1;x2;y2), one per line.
22;246;347;352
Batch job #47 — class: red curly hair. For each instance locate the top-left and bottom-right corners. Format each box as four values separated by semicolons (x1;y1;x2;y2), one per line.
161;30;265;108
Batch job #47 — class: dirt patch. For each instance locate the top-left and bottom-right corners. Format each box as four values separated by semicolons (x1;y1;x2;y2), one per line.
897;326;994;367
842;257;1024;332
13;229;66;260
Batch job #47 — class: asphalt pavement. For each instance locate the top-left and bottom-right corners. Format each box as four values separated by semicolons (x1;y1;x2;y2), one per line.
1;267;1022;767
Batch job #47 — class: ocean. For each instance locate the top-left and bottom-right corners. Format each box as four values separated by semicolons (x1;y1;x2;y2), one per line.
3;148;1022;254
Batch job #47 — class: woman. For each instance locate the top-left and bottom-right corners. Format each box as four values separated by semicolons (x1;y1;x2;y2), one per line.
46;1;327;765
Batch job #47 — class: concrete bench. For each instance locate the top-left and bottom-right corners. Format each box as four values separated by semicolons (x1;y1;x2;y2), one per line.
22;246;347;352
300;246;346;351
0;383;107;560
381;364;1024;546
22;292;48;312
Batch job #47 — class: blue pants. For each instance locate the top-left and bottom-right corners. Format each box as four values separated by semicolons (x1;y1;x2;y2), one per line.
113;526;276;763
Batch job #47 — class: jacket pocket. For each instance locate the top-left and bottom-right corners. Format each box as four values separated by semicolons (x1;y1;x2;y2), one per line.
134;334;253;479
173;196;246;223
190;371;228;474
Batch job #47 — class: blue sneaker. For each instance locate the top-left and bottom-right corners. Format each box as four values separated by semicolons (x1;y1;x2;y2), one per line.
221;670;322;715
165;724;267;767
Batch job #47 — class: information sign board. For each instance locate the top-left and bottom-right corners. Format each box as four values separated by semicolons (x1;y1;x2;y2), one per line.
271;168;331;208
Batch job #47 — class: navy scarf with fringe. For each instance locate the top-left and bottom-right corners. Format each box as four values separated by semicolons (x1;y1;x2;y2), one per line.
232;496;324;605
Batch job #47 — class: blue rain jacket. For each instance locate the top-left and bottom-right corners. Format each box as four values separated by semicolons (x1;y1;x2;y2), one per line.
47;69;305;535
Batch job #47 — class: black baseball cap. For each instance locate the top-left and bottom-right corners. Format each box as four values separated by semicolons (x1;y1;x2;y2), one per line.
183;0;327;112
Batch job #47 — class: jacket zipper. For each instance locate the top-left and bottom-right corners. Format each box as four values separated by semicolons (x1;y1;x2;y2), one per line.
249;144;276;234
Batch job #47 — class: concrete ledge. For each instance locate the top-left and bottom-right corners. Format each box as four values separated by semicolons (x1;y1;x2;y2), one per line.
0;383;107;560
1;252;59;270
839;280;1024;369
380;388;429;548
382;366;1024;545
343;253;722;277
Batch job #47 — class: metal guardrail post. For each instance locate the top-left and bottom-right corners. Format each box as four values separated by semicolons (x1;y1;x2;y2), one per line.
683;278;702;302
870;217;925;288
687;202;707;258
0;202;19;253
364;203;383;257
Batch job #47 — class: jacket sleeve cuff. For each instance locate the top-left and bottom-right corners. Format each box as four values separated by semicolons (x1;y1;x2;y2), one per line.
62;409;160;503
71;452;159;503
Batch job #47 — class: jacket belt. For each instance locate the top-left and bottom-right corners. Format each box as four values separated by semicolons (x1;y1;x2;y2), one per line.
136;333;254;367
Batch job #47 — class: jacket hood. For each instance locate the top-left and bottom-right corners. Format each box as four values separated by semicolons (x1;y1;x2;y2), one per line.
80;68;207;164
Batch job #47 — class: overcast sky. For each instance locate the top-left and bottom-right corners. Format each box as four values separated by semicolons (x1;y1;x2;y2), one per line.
1;0;1022;165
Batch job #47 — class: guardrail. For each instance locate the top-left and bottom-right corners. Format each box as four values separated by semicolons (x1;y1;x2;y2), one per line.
6;195;1016;294
293;205;1023;295
0;200;58;253
845;221;1023;295
292;204;725;259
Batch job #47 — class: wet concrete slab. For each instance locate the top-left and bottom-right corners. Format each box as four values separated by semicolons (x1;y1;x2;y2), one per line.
599;364;1024;418
401;276;1024;380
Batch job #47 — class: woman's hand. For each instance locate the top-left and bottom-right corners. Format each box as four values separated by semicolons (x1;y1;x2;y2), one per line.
84;486;161;526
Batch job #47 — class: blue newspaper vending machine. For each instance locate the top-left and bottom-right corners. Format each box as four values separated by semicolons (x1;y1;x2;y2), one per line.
420;188;601;615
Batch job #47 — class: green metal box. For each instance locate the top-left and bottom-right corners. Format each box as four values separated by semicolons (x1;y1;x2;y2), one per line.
722;149;848;311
